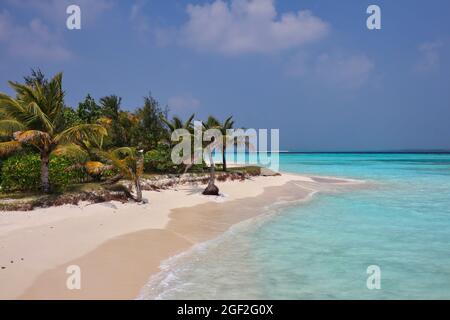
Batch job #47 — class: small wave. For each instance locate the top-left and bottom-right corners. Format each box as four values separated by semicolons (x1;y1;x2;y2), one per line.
136;190;319;300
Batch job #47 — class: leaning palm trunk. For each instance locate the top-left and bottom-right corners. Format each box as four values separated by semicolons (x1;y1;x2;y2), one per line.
134;150;144;202
203;149;219;196
134;177;142;202
183;153;195;174
99;148;145;203
102;173;124;185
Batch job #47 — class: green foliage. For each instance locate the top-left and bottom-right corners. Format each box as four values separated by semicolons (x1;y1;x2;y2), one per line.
99;95;121;119
1;69;239;195
0;153;87;192
55;106;82;132
23;68;47;87
99;95;128;148
76;93;169;150
0;154;41;192
76;94;102;123
144;144;179;173
0;70;109;192
132;95;169;150
49;156;87;189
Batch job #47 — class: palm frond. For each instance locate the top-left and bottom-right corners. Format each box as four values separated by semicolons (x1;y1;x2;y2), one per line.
96;117;112;126
0;93;27;120
8;81;40;104
24;101;54;132
85;161;111;175
110;147;135;158
223;116;234;129
184;113;195;129
160;115;175;131
5;72;64;130
14;130;51;149
0;119;26;136
173;116;183;129
97;147;138;180
0;141;22;157
55;124;107;145
0;91;54;133
52;143;89;161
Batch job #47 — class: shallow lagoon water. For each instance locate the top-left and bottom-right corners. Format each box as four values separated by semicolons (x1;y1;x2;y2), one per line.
140;154;450;299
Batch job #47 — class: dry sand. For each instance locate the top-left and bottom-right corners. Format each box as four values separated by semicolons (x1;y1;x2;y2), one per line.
0;173;363;299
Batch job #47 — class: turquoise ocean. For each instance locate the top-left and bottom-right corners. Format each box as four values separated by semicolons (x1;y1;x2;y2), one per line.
139;153;450;300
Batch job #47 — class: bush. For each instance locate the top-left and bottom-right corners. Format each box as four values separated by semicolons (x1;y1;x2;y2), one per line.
144;145;180;173
0;153;87;192
49;156;87;189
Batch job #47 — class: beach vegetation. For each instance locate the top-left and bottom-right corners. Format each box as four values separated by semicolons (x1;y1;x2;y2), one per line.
97;147;145;202
0;69;256;205
144;143;179;173
0;153;86;192
201;117;221;196
0;71;107;193
203;116;234;172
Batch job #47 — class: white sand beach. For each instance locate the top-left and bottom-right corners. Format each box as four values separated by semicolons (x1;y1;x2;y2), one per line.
0;173;362;299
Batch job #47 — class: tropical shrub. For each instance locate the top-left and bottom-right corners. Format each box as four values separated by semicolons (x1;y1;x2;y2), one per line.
144;145;179;173
0;153;87;192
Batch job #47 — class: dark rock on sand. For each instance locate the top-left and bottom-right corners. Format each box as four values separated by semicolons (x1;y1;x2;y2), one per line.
202;184;220;196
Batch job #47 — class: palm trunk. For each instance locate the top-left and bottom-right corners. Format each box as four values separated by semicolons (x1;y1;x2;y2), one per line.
203;150;219;195
40;151;50;193
222;144;227;172
183;153;195;174
134;178;142;202
101;173;124;185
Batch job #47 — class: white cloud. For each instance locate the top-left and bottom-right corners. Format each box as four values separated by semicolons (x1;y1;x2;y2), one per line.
315;53;375;88
286;52;375;89
168;96;201;111
179;0;329;55
0;10;71;60
0;1;113;60
414;40;444;73
130;0;151;34
129;0;178;47
0;11;13;41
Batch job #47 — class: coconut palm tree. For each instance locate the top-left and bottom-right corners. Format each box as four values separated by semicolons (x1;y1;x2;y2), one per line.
160;114;195;146
0;72;107;193
201;117;223;196
97;147;144;202
161;114;197;173
205;116;234;171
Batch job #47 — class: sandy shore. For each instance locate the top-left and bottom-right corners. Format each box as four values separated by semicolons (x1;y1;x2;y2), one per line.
0;173;363;299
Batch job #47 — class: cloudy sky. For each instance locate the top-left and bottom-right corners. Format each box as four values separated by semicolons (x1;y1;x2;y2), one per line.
0;0;449;151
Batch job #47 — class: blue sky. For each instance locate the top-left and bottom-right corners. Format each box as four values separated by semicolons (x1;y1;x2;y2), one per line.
0;0;449;151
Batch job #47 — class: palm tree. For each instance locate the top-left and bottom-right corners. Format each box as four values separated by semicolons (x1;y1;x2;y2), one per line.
205;116;234;171
202;117;222;196
161;114;195;145
98;95;127;147
161;114;196;172
98;147;144;202
0;72;107;193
